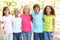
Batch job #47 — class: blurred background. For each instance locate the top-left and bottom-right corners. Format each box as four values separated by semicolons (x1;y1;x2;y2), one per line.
0;0;60;40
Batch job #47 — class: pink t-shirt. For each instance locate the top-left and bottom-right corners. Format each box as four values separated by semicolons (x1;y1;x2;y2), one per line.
1;15;13;34
20;14;32;32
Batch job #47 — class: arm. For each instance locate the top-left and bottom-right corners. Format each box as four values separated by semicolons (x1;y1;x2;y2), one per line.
53;18;55;33
31;15;33;22
0;21;3;33
0;17;5;34
52;18;55;37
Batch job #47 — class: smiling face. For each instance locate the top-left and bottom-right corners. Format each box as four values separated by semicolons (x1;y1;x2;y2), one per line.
44;6;55;16
3;7;10;16
14;9;19;16
23;5;30;14
46;6;51;15
34;6;40;14
33;4;40;14
4;8;10;16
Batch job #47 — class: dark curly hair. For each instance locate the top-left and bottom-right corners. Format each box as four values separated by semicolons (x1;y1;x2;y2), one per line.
43;5;55;16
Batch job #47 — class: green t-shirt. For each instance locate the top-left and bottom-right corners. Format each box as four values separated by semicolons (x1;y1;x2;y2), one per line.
43;15;55;32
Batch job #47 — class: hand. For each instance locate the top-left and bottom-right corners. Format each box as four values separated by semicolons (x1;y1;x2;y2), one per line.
51;33;54;37
0;29;4;34
3;31;6;35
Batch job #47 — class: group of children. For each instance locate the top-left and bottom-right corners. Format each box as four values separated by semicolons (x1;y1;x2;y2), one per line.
0;4;55;40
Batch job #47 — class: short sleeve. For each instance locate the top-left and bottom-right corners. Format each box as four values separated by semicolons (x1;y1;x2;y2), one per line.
42;15;45;21
20;14;22;18
31;11;34;16
52;15;55;19
30;15;33;21
42;15;45;19
0;17;2;21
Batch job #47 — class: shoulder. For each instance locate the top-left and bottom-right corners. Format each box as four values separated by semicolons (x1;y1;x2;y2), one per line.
12;16;15;21
20;14;25;18
51;15;55;19
12;16;15;19
0;16;5;21
43;15;46;18
29;15;32;18
20;14;23;17
31;11;35;15
19;16;22;19
18;17;22;21
2;16;5;19
8;15;13;19
39;10;43;15
9;15;13;17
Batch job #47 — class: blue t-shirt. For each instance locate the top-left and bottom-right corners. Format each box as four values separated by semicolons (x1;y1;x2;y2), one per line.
31;11;44;33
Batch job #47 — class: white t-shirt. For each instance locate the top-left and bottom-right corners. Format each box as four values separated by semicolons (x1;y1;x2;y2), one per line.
12;16;22;33
1;15;13;34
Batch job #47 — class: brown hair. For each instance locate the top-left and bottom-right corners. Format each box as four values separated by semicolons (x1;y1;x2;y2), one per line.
2;7;10;16
33;4;40;11
43;5;55;16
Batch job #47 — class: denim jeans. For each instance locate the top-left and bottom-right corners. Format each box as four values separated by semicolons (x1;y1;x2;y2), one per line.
13;32;22;40
34;32;44;40
44;32;52;40
22;32;32;40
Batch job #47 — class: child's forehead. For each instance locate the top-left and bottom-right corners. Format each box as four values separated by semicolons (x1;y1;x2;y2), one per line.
34;6;40;8
15;9;19;11
24;5;30;8
14;9;19;11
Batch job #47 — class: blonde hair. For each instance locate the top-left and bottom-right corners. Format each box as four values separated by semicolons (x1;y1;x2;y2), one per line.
23;5;30;15
14;8;20;13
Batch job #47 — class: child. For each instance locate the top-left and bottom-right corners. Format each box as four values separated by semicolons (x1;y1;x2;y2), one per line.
31;4;44;40
43;5;55;40
1;7;13;40
20;5;32;40
12;8;22;40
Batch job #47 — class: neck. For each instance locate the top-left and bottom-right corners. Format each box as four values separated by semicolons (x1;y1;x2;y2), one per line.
5;14;9;17
47;14;50;16
25;13;29;15
15;15;19;18
35;12;39;14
